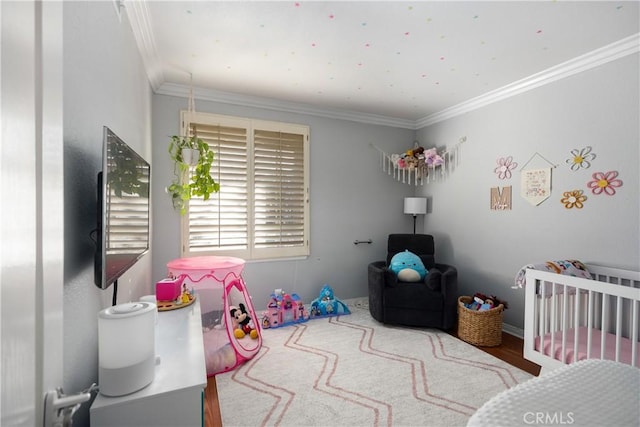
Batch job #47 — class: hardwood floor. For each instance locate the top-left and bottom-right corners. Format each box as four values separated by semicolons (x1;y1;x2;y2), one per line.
203;331;540;426
452;331;542;377
204;377;222;427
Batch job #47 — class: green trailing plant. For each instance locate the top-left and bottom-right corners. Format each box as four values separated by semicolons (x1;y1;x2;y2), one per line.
167;135;219;215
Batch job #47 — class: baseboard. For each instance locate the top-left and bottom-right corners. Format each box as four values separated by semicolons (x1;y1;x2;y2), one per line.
343;297;369;307
502;322;524;339
341;298;525;338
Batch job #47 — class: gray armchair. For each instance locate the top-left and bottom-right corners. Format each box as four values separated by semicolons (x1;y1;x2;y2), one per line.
367;234;458;330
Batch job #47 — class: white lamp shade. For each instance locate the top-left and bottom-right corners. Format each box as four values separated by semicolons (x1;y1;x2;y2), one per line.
404;197;427;215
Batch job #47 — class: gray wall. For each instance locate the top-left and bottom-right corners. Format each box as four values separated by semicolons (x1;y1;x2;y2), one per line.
63;2;152;425
416;54;640;330
152;95;416;311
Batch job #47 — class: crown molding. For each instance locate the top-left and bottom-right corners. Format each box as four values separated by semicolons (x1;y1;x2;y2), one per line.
124;0;164;91
416;32;640;128
156;83;417;129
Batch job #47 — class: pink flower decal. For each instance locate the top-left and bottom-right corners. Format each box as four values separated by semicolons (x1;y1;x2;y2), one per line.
587;171;623;195
494;156;518;180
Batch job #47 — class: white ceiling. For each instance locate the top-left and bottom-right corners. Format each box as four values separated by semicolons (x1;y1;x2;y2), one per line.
129;1;639;128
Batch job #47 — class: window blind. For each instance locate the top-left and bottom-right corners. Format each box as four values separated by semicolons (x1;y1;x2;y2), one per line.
181;112;310;260
254;129;305;249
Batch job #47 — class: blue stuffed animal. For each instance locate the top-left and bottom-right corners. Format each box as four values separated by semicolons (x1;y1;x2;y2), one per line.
390;250;427;282
309;284;350;317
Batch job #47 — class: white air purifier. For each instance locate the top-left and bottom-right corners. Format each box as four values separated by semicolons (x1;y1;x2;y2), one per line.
98;302;156;397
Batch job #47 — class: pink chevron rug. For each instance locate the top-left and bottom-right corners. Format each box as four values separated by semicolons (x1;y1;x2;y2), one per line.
215;300;533;427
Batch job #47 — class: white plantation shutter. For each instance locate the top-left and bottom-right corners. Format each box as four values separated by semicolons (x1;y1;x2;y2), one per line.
253;129;306;256
181;112;309;260
187;123;249;252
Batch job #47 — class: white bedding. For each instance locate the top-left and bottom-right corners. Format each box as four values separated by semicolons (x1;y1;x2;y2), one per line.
467;359;640;427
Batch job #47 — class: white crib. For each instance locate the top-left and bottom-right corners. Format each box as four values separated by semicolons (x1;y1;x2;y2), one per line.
524;264;640;373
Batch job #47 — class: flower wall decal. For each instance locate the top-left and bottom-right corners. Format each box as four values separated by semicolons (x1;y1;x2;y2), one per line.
566;146;596;171
560;190;587;209
587;171;623;195
494;156;518;180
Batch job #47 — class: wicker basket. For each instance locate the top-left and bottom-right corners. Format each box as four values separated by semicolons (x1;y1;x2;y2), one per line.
457;296;503;347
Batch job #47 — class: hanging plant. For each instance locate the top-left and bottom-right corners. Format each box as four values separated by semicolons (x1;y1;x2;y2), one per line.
166;135;220;215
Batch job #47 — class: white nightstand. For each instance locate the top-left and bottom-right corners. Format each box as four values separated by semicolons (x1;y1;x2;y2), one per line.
91;299;207;426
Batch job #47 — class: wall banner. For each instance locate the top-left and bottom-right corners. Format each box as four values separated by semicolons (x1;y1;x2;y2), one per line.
521;167;551;206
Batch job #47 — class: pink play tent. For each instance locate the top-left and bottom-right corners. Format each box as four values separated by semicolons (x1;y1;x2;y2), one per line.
167;256;262;376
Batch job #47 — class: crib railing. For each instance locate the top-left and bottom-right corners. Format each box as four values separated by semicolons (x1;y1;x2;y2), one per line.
524;265;640;372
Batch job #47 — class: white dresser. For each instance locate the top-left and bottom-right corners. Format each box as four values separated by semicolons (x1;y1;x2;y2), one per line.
90;299;207;426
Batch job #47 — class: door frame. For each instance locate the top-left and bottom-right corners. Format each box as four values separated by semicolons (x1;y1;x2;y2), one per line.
1;1;64;425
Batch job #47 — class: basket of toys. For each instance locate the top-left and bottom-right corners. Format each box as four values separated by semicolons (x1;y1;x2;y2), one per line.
457;293;507;347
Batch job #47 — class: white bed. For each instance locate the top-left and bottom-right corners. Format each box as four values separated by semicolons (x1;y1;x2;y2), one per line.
522;264;640;373
467;359;640;427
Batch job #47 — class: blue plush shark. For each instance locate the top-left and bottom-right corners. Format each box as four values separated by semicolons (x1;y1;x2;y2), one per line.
390;250;427;282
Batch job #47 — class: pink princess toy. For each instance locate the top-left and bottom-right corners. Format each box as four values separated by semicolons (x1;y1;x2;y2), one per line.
261;291;309;329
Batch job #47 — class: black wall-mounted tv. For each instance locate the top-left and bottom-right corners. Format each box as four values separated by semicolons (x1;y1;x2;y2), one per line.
94;126;150;290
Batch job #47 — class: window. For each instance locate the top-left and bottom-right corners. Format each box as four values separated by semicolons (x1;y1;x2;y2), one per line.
181;111;310;260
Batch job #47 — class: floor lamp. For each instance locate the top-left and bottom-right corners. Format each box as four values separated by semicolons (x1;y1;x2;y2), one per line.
404;197;427;234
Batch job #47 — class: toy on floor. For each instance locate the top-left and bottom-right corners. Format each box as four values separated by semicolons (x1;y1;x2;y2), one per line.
464;292;509;311
261;290;309;329
230;303;259;339
309;284;350;318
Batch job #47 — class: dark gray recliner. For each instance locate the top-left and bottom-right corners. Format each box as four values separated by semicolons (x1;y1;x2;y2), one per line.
367;234;458;330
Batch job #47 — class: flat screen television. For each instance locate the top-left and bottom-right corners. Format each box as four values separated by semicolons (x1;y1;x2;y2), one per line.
94;126;150;290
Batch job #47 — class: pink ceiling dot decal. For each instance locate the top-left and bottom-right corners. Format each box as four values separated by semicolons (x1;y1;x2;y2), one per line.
404;32;410;36
365;43;370;47
311;43;316;47
440;56;445;60
536;29;543;34
421;74;427;78
329;14;335;19
294;2;300;7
